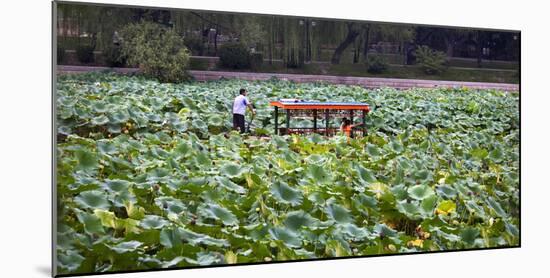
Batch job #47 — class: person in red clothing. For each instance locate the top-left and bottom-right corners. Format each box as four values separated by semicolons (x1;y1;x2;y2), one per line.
340;118;361;139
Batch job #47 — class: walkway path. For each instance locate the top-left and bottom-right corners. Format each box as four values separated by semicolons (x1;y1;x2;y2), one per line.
57;65;519;91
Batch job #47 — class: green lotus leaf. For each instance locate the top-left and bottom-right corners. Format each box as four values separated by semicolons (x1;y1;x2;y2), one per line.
111;110;130;123
192;119;208;130
160;227;182;249
202;203;238;226
97;141;117;154
215;177;246;194
465;200;486;218
391;184;408;200
436;200;457;215
75;210;104;234
486;197;507;218
58;125;72;135
505;222;519;237
436;184;457;199
57;250;85;272
374;223;397;238
194;151;211;166
270;181;303;206
414;169;432;182
283;210;318;231
93;209;116;228
340;223;370;239
460;227;480;245
434;228;461;242
102;179;131;193
307;164;331;183
74;190;110;210
268;227;302;248
420;194;438;216
75;148;98;172
305;154;326;164
220;162;244;178
196;252;224;266
178;228;229;247
366;144;381;157
208;115;224;126
140;215;169;229
161;256;186;268
390;140;404;153
407;184;435;200
355;165;376;184
396;201;420;218
91;115;110;126
326;203;353;224
109;240;143;254
155;197;186;215
470;148;489;160
92;102;108;113
353;193;378;209
488;147;504;162
115;218;141;234
175;142;192;156
113;189;137;207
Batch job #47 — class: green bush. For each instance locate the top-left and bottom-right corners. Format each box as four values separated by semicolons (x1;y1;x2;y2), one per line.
218;43;250;69
102;44;127;67
184;36;205;55
415;45;448;75
57;46;65;64
76;45;95;64
188;57;209;70
121;21;190;83
366;54;389;74
250;52;263;70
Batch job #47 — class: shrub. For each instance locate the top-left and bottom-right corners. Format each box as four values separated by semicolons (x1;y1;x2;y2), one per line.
188;57;210;70
218;43;250;69
120;21;190;83
250;52;263;70
76;45;95;64
366;54;389;74
415;45;448;75
57;46;65;64
103;44;127;67
184;36;205;55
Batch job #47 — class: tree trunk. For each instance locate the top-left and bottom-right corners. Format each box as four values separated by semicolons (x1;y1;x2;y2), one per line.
361;25;370;63
214;25;218;56
331;23;359;64
444;32;455;58
352;35;361;64
269;17;274;65
476;30;483;68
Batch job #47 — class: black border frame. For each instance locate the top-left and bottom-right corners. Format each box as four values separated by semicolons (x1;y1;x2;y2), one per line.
51;1;521;277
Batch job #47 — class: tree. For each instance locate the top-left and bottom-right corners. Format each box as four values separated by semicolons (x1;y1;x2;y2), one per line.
120;21;191;83
331;22;361;64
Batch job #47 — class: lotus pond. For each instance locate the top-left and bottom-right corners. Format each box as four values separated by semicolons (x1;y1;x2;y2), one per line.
55;73;519;274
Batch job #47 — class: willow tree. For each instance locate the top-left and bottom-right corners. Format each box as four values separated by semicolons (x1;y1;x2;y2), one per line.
369;24;416;64
280;17;304;67
57;3;134;50
330;22;364;64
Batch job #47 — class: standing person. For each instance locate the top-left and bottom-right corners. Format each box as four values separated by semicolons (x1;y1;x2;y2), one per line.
233;88;255;133
340;118;361;142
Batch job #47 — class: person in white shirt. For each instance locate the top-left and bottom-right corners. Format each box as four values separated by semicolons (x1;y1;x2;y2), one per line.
233;88;255;133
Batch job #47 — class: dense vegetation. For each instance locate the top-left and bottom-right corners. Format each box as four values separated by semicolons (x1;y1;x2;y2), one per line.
120;22;191;83
56;73;519;275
